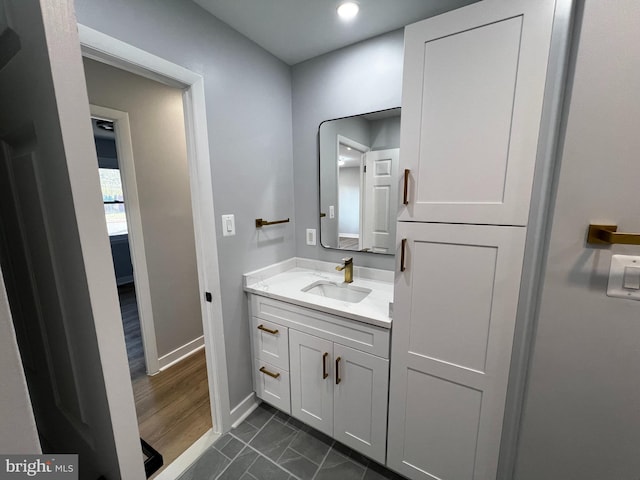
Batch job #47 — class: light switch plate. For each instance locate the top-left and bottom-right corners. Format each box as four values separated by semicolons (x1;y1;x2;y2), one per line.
221;214;235;237
306;228;316;246
607;254;640;300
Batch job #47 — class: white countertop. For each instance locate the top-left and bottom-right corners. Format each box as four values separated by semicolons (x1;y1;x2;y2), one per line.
243;258;394;329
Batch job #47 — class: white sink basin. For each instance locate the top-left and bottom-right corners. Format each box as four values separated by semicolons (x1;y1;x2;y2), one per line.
301;280;372;303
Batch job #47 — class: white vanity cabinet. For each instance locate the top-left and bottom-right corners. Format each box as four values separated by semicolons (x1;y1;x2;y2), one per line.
289;330;389;463
248;293;390;464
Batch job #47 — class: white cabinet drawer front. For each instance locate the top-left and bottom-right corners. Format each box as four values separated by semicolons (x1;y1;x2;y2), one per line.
333;343;389;464
252;317;289;370
254;359;290;414
251;295;390;358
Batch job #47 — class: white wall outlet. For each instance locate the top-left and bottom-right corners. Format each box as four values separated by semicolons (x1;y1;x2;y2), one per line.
306;228;317;246
221;214;235;237
329;205;335;219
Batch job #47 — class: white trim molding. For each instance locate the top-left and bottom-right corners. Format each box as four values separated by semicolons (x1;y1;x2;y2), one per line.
230;393;260;428
90;104;160;375
158;336;205;372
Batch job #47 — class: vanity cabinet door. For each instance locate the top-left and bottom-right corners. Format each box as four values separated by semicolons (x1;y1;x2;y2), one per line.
398;0;556;226
387;222;526;480
333;343;389;464
289;330;334;437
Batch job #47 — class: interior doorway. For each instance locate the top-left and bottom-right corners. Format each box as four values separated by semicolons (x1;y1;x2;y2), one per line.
78;23;233;477
88;93;211;476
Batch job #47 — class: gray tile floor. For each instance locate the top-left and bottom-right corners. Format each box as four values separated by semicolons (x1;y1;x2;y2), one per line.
178;403;407;480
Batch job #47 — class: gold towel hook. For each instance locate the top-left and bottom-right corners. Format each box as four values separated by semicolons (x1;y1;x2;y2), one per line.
587;224;640;246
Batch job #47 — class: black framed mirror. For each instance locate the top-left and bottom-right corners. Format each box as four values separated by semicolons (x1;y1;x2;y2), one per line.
319;107;400;255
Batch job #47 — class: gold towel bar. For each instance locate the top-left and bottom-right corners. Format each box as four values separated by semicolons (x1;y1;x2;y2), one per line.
587;224;640;246
255;218;290;228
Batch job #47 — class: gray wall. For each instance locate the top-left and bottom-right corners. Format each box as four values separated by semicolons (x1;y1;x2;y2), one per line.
0;271;40;453
292;30;404;269
338;166;361;236
514;2;640;478
84;58;203;359
370;116;401;151
74;0;294;408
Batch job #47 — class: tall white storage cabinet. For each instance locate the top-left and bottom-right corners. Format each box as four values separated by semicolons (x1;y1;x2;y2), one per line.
387;0;562;479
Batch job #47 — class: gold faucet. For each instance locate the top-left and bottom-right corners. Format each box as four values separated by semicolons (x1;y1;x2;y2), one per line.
336;257;354;283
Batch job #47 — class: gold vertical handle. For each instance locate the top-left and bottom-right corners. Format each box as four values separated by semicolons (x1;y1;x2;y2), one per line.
403;169;410;205
400;238;407;272
257;324;279;335
259;366;280;379
322;352;329;379
335;356;342;385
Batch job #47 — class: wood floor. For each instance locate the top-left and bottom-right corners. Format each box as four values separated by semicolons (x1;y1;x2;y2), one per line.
118;285;212;476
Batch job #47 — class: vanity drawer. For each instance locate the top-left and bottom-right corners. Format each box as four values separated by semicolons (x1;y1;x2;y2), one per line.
254;359;290;414
252;317;289;370
251;295;390;358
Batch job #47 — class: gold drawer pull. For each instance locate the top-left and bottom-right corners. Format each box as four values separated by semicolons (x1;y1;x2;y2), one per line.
403;169;410;205
259;366;280;379
257;324;279;335
400;238;407;272
322;352;329;379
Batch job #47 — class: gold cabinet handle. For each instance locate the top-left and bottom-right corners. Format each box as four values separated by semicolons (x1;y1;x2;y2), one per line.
335;356;342;385
400;238;407;272
259;366;280;379
257;324;279;335
403;169;410;205
322;352;329;379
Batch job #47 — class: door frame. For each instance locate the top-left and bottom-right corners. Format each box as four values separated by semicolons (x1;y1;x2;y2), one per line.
90;105;161;375
78;24;232;433
336;135;369;250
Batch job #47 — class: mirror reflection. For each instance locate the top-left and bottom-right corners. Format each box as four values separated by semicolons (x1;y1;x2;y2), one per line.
319;108;400;254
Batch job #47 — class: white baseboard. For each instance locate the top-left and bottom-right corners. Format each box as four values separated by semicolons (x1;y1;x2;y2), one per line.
152;429;219;480
158;336;205;372
230;392;259;428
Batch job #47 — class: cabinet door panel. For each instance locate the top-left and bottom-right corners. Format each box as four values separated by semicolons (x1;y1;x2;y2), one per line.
289;330;333;436
334;344;389;464
398;0;556;226
388;222;526;479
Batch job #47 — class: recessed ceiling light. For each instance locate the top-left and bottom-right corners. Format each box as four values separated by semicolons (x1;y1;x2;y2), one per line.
337;2;359;21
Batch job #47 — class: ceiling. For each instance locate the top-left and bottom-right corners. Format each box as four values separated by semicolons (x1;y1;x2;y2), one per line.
191;0;479;65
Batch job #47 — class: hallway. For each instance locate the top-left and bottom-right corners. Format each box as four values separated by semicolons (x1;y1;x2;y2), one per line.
119;285;212;475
